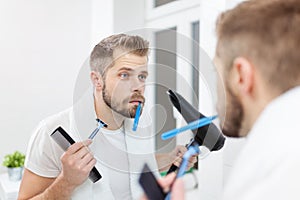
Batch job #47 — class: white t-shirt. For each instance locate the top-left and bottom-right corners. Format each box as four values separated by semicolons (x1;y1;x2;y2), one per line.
222;86;300;200
25;89;159;200
97;127;131;200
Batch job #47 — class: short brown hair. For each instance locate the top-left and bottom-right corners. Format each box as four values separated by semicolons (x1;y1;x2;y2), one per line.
90;34;149;75
216;0;300;93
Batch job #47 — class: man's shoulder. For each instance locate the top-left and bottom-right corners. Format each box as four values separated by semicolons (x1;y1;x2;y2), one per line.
43;107;72;123
35;107;73;136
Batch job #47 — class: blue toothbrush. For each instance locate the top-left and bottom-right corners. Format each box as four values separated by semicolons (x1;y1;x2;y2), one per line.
161;115;218;140
132;102;142;131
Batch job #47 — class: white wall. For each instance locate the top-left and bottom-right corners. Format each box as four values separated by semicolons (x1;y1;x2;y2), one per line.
90;0;114;47
113;0;145;33
0;0;94;173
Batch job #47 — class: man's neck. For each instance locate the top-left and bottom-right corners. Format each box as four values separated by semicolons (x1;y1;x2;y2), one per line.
99;114;124;130
94;96;125;130
240;83;280;137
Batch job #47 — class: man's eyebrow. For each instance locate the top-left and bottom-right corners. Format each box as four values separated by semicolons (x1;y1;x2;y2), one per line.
118;67;134;72
140;70;149;76
118;67;148;75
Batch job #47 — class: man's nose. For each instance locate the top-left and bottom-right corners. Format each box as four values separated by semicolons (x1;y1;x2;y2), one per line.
131;77;144;92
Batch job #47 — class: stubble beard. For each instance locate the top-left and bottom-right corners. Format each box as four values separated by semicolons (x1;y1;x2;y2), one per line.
102;84;145;118
220;86;244;137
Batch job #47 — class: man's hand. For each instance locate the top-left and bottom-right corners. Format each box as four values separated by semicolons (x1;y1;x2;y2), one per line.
170;145;198;171
59;139;97;189
18;140;97;200
155;145;198;172
140;173;185;200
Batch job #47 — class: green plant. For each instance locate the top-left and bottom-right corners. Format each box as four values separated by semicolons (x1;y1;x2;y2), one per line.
2;151;25;168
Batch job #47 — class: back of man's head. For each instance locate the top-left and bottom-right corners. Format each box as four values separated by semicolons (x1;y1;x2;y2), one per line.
216;0;300;94
90;34;149;75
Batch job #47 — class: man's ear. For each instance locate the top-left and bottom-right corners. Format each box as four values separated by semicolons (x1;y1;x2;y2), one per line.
232;57;254;96
90;71;103;90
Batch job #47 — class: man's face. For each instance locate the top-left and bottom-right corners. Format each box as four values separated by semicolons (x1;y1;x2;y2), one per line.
102;53;148;118
214;56;243;137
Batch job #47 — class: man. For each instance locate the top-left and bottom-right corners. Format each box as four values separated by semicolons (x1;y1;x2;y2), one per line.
18;34;196;200
146;0;300;199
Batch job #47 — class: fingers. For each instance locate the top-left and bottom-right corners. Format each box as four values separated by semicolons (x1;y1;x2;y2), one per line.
157;173;176;193
67;140;92;154
60;140;96;187
81;150;94;164
66;140;95;168
173;151;183;167
171;178;185;200
174;157;197;170
189;155;197;164
158;172;176;187
141;173;185;200
171;145;186;167
140;194;148;200
173;147;198;170
173;157;182;167
63;140;94;167
82;156;97;172
186;155;197;170
158;174;185;200
175;145;187;155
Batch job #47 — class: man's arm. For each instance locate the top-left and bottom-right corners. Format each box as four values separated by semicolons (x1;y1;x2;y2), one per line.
18;140;96;200
155;145;197;173
18;169;73;200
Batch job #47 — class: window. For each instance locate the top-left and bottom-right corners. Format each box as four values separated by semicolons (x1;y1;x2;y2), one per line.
192;21;200;108
146;0;201;152
155;0;177;7
154;27;177;153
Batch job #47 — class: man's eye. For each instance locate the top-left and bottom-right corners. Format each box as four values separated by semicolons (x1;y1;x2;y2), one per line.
138;74;147;81
120;73;129;79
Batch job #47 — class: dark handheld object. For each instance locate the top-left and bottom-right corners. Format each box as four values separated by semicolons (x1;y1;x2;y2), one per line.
139;163;166;200
166;89;226;174
51;126;102;183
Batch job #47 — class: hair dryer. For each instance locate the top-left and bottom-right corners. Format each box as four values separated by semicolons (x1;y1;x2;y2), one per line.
166;89;226;174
